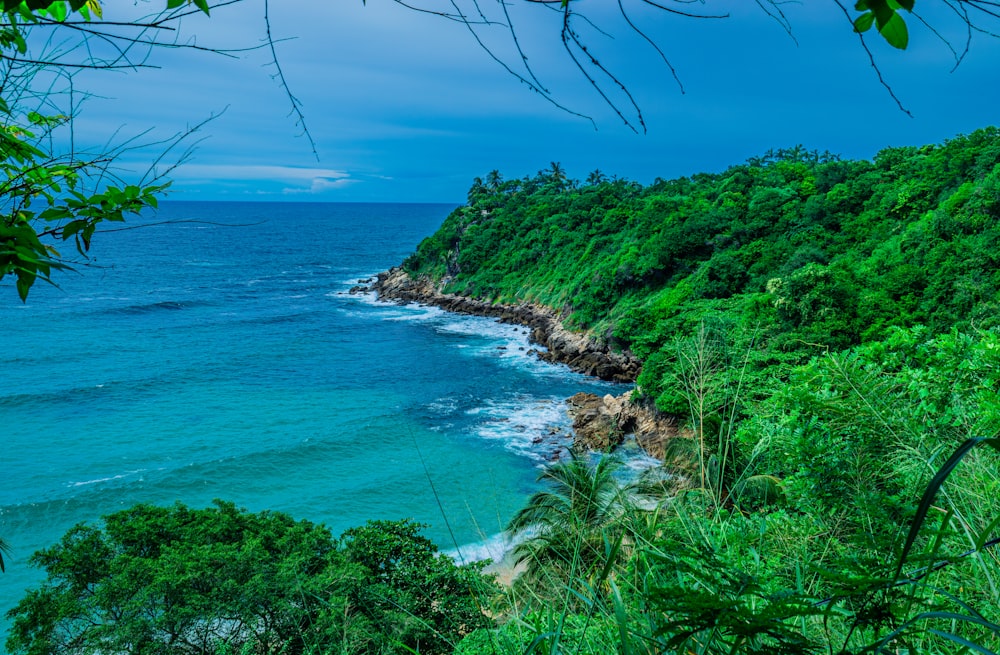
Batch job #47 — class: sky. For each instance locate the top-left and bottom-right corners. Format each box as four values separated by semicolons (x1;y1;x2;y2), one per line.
57;0;1000;203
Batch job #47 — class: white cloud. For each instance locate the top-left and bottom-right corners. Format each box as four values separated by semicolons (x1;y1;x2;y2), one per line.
282;177;359;195
172;164;351;183
171;163;358;195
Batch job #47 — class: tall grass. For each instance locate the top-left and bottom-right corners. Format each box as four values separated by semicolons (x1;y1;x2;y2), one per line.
457;327;1000;655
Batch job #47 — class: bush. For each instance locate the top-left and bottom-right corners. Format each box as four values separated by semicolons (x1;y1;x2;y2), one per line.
6;503;495;655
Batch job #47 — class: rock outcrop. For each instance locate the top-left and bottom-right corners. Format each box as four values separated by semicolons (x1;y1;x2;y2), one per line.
566;390;678;459
367;268;679;459
371;267;641;383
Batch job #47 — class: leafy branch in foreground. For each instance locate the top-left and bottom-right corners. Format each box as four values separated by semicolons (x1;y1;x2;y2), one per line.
0;1;197;300
0;0;308;301
388;0;1000;130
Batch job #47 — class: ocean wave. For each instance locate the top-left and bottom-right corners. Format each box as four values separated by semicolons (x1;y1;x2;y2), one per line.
425;396;459;415
614;438;663;474
465;396;572;464
68;469;148;488
384;306;445;322
0;372;178;410
102;299;214;315
445;531;516;564
253;311;315;326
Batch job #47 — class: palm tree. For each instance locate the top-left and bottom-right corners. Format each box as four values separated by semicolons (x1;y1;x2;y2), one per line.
586;169;607;186
506;454;641;583
543;161;570;191
1;536;10;572
486;169;503;190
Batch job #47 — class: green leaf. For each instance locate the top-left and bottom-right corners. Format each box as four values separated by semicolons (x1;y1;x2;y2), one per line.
926;629;998;655
895;438;1000;581
15;269;35;301
49;1;67;21
854;11;876;33
974;512;1000;550
610;579;633;655
878;10;909;49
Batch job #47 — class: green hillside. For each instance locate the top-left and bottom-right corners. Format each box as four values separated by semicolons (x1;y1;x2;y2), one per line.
9;130;1000;654
406;129;1000;412
402;129;1000;653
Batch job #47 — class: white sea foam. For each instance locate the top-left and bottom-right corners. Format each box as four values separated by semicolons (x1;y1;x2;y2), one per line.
614;438;663;473
426;397;459;415
382;305;445;322
332;288;380;304
182;260;224;267
467;396;572;464
446;531;514;563
68;469;146;488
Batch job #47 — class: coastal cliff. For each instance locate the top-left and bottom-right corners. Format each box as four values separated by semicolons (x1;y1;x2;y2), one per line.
566;391;677;459
370;267;642;384
362;267;679;460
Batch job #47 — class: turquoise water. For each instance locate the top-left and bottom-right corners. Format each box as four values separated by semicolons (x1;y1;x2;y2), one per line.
0;201;624;630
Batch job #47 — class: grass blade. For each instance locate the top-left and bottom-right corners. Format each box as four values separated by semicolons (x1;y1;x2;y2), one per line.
927;629;998;655
894;438;1000;581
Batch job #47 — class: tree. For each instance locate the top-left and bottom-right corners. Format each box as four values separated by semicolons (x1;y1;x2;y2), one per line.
544;161;570;191
506;455;641;583
0;0;307;302
586;169;607;186
485;168;503;190
341;519;497;655
5;501;352;655
6;503;496;655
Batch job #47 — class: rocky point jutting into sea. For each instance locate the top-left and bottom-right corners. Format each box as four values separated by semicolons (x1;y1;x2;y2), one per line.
361;267;679;459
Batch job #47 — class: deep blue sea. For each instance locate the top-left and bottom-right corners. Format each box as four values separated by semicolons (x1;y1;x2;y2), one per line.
0;201;626;632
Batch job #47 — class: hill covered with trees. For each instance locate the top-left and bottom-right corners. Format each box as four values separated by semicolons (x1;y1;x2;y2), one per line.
397;128;1000;653
405;128;1000;412
9;129;1000;654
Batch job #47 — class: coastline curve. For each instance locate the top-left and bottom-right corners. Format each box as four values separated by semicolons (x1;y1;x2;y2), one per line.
368;267;642;384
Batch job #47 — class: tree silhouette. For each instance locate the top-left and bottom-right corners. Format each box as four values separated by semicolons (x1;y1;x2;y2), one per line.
386;0;1000;129
586;169;608;186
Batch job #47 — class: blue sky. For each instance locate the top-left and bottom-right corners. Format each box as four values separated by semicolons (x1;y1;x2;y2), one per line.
73;1;1000;203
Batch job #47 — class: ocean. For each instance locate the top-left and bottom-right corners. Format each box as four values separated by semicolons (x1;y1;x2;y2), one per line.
0;201;626;630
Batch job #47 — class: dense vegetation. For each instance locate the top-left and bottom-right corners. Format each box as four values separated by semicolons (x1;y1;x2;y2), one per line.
406;130;1000;412
8;130;1000;654
402;129;1000;653
5;502;493;655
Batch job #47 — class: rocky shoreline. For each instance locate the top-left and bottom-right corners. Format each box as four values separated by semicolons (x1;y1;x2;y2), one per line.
366;267;642;383
353;267;679;460
566;391;677;460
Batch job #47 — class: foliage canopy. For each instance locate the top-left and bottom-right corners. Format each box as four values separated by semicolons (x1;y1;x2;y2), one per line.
5;502;495;655
406;128;1000;410
403;128;1000;654
0;0;217;301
